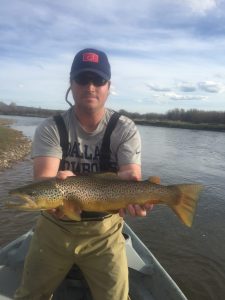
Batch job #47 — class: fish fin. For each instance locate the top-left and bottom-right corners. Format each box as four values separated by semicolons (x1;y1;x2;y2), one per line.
148;176;161;184
63;200;82;221
170;184;203;227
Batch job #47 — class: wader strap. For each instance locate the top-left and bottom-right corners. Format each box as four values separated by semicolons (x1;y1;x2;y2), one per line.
99;111;121;172
53;115;69;159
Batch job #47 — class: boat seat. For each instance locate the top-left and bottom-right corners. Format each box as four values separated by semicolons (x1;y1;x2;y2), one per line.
53;265;92;300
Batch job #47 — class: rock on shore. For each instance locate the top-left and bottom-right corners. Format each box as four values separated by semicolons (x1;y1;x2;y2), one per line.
0;134;32;171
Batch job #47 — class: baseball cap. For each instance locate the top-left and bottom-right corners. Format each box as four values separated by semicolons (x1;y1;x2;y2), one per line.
70;48;111;81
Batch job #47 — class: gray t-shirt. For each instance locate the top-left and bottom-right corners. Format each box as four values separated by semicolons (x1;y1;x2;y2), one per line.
31;107;141;173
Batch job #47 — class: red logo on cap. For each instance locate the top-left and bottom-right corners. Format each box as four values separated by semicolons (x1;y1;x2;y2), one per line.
82;53;99;63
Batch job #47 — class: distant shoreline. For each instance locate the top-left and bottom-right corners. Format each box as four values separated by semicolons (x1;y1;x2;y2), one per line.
0;114;224;172
1;102;225;132
134;120;225;132
1;112;225;133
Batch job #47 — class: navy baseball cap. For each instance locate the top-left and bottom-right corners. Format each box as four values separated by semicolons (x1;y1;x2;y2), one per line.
70;48;111;81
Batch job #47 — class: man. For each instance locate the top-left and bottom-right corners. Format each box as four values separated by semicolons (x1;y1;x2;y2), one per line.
15;48;151;300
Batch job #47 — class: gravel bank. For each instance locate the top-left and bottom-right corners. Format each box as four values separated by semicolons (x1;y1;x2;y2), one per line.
0;120;32;170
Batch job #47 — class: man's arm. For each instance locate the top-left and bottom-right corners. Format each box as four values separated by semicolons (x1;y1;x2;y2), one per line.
33;157;61;179
118;163;142;180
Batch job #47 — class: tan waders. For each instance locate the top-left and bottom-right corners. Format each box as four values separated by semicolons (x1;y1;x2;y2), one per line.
14;213;129;300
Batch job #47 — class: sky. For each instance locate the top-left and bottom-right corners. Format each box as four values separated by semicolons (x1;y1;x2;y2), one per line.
1;0;225;113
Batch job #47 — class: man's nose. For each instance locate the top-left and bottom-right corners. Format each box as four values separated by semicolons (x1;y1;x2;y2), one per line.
86;82;96;90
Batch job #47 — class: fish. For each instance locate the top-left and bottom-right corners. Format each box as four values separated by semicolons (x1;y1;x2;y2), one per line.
6;173;203;227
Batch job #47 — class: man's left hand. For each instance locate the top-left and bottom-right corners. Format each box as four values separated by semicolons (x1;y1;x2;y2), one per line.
117;169;154;218
119;203;153;218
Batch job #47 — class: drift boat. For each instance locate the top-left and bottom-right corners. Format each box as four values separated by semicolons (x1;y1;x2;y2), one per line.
0;223;187;300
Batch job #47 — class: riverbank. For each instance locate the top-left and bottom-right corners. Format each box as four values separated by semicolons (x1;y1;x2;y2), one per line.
0;119;31;170
1;104;225;132
134;119;225;132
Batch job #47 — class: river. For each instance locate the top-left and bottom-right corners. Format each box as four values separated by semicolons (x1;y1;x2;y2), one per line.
0;115;225;300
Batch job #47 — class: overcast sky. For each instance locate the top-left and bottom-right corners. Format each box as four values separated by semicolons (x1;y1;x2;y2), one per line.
1;0;225;113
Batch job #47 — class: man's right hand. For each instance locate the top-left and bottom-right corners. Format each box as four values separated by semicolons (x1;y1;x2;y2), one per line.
47;170;79;219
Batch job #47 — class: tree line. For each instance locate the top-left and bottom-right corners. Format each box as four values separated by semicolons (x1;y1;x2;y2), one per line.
0;101;63;118
0;101;225;124
119;108;225;125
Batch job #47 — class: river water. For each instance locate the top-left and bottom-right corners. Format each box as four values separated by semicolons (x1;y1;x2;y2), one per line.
0;115;225;300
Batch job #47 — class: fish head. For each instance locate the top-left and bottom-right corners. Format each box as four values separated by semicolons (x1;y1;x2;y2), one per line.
8;180;63;210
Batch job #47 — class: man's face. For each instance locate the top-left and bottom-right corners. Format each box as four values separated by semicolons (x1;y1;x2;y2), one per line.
71;72;110;113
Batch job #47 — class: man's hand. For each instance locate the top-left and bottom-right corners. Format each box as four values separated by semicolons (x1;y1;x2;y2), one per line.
119;203;153;218
56;170;76;180
117;169;153;218
47;170;78;219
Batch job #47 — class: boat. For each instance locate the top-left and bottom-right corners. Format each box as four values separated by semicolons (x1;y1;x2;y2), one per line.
0;223;187;300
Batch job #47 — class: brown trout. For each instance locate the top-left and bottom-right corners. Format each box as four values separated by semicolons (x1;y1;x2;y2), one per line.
7;173;203;227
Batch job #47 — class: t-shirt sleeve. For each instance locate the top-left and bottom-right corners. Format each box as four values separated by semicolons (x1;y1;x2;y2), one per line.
31;118;62;159
111;117;141;166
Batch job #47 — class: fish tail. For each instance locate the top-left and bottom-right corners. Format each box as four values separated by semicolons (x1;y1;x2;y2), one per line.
170;184;203;227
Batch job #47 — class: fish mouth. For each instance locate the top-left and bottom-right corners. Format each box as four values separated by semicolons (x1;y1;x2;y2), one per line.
6;193;39;210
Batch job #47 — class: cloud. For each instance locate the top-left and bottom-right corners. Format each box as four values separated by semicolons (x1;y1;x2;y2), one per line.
214;73;225;79
177;82;197;92
164;92;208;101
182;0;217;15
1;0;225;112
198;81;225;93
0;0;224;62
148;80;225;95
146;83;171;92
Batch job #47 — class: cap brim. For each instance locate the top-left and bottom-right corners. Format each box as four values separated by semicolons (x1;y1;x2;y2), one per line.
70;68;110;81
